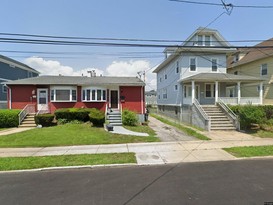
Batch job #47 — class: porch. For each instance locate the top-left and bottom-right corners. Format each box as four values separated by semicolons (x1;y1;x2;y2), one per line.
180;73;264;105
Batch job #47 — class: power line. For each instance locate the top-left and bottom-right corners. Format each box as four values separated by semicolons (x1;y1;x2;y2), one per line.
169;0;273;8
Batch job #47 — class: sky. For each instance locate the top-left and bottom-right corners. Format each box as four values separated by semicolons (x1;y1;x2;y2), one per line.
1;0;273;90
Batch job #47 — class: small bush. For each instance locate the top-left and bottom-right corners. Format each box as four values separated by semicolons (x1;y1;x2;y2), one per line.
35;114;55;127
89;108;105;127
0;109;21;128
57;118;69;125
54;108;90;122
122;109;138;126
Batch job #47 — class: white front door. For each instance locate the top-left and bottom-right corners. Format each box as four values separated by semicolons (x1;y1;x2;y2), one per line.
37;89;48;111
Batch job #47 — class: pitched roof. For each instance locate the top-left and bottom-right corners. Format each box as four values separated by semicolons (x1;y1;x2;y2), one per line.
180;73;264;83
0;54;40;74
5;75;145;86
228;38;273;68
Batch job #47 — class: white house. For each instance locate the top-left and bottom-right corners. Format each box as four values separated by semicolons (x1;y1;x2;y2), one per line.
153;27;263;131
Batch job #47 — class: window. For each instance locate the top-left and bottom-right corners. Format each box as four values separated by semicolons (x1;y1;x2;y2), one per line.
163;89;167;99
190;58;196;71
28;71;33;78
234;71;238;75
197;35;203;46
50;86;77;102
184;85;192;98
176;61;179;73
174;84;178;91
211;59;218;72
205;84;215;98
205;35;211;46
2;84;7;93
164;74;167;79
257;85;265;92
82;87;106;102
159;77;162;82
261;64;268;76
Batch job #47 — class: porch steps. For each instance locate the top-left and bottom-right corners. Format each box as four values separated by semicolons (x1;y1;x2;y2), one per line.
201;105;236;130
107;109;122;126
19;113;37;128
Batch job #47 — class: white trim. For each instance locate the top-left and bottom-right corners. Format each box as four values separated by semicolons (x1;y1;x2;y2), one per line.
260;63;268;76
37;88;48;110
9;87;11;109
50;86;77;102
189;57;197;72
237;82;241;104
82;87;107;102
0;77;10;81
205;83;215;98
211;58;218;72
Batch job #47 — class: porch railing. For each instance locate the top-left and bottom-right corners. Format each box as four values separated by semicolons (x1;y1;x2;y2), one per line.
219;97;261;105
218;98;240;130
36;105;50;115
18;104;36;125
193;98;211;131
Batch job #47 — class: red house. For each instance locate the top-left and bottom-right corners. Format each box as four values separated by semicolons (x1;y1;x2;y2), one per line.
5;75;146;124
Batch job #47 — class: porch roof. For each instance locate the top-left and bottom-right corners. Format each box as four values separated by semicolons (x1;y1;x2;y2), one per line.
5;75;145;86
180;73;264;83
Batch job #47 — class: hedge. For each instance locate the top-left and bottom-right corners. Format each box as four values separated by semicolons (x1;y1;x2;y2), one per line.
35;114;55;127
54;108;91;122
122;109;138;126
229;105;273;130
89;108;105;127
0;109;21;128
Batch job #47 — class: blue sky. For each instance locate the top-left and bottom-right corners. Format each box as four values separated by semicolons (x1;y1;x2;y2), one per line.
1;0;273;90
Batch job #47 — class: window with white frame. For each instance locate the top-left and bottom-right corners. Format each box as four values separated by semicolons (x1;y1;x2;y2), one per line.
211;59;218;72
205;35;211;46
2;84;7;93
205;84;215;98
261;64;268;76
190;58;196;71
184;85;192;98
82;87;106;102
50;86;77;102
176;61;179;73
162;88;167;99
197;35;203;46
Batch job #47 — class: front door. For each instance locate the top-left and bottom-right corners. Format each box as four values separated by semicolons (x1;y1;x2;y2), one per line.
37;89;48;111
110;90;118;109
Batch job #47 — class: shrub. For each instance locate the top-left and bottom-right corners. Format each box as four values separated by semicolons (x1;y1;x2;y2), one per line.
0;109;21;128
54;108;90;122
122;109;138;126
89;108;105;127
35;114;55;127
263;105;273;119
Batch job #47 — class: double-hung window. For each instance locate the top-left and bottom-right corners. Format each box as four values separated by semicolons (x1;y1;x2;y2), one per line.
82;87;106;102
176;61;179;74
50;86;77;102
205;84;215;98
211;59;218;72
190;58;196;72
261;64;268;76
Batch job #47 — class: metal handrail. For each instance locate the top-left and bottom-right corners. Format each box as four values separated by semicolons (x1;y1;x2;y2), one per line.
218;98;240;130
18;104;35;125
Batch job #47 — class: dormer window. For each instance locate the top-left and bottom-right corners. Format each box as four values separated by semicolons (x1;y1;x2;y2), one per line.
205;35;211;46
197;35;203;46
197;35;211;46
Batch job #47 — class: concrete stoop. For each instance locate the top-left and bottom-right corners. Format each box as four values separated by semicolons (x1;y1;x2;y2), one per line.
202;105;236;131
107;109;122;126
19;113;36;128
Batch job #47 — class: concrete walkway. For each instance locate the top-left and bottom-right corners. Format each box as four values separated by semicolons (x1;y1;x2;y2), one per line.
1;138;273;165
0;128;34;136
110;126;149;136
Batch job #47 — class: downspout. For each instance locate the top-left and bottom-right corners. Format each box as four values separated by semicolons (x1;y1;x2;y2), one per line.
7;85;11;109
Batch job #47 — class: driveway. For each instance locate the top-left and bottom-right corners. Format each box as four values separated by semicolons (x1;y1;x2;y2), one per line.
149;116;197;141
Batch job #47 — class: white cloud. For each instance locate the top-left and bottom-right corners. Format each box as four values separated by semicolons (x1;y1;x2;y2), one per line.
24;57;156;90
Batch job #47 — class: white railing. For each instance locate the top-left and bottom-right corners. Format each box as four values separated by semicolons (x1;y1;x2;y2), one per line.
218;98;240;130
36;105;50;115
193;98;211;131
18;104;36;125
219;97;261;105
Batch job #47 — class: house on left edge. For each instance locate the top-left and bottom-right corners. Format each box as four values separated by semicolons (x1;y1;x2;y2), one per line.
0;54;39;108
5;75;146;126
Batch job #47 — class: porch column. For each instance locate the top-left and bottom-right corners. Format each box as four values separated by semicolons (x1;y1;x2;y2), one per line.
191;80;195;104
259;82;263;105
237;82;241;104
215;81;219;104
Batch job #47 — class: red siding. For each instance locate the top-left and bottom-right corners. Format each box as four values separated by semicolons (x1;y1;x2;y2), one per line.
120;86;145;114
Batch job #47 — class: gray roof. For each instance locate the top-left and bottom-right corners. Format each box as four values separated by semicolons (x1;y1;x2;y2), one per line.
0;54;40;74
180;73;264;83
5;75;145;86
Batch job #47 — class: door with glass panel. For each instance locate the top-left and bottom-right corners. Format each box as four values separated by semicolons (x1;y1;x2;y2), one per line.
37;89;48;111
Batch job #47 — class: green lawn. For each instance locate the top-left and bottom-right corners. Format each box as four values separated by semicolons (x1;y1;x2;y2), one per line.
0;153;136;171
224;146;273;158
124;124;156;137
150;114;210;140
251;130;273;138
0;124;159;148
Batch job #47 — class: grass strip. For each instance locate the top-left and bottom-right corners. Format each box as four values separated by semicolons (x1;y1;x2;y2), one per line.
0;124;159;148
151;113;210;140
0;153;136;171
224;146;273;158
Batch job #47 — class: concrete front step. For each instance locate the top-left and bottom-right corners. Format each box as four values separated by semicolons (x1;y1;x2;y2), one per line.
109;123;122;126
19;124;36;128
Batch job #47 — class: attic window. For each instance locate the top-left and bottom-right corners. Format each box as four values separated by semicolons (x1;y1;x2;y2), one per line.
205;35;211;46
197;35;203;46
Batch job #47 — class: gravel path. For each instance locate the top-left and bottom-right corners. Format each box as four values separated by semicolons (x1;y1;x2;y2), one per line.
148;116;197;142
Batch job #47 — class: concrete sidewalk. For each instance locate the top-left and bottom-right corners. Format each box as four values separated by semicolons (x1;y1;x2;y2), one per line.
1;138;273;165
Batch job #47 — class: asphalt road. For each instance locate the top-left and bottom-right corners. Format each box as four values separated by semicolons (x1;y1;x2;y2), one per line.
0;159;273;205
